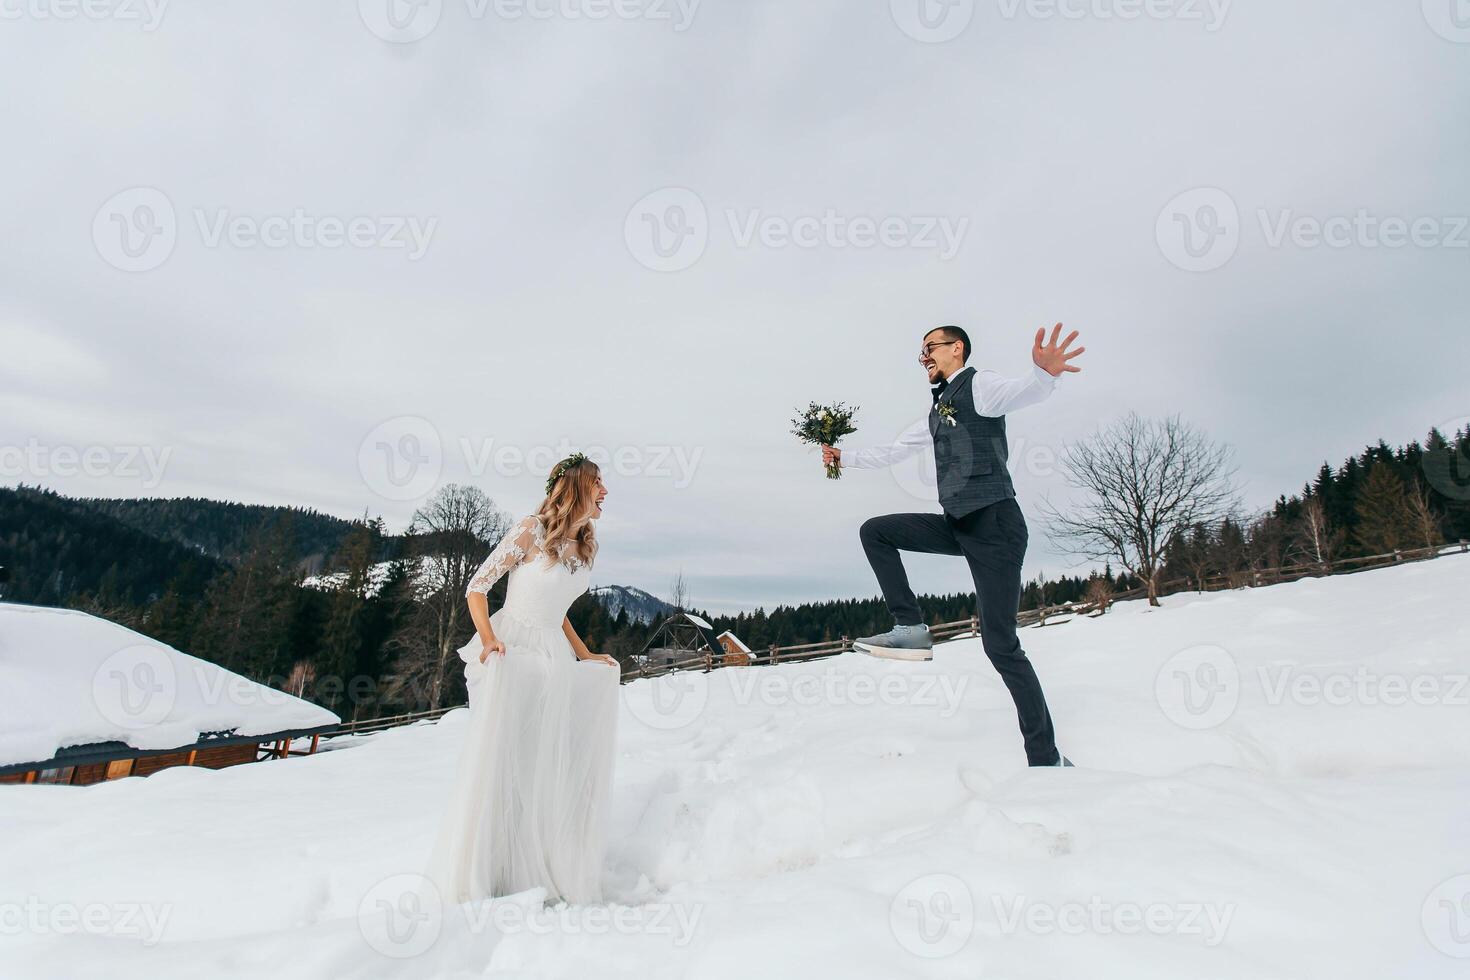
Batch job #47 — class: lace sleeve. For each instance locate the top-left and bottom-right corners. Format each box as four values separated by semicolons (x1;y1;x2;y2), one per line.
465;515;541;596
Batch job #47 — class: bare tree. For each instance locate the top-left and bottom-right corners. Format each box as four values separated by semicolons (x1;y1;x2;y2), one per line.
1044;413;1239;607
668;570;688;613
1288;495;1342;572
1407;483;1444;550
387;485;511;710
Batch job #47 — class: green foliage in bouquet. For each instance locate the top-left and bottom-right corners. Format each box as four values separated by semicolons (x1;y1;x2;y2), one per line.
791;402;859;479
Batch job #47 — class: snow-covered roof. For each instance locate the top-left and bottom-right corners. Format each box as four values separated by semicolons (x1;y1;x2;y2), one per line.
684;613;714;630
0;602;340;769
717;630;751;653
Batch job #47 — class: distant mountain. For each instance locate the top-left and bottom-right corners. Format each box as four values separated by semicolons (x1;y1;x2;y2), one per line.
79;496;387;571
588;585;675;625
0;486;226;606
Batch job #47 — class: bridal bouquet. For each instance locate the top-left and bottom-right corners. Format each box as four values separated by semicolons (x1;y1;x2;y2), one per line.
791;402;859;479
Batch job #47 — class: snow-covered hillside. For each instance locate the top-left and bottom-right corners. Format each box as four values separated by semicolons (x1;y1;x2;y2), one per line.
3;556;1469;979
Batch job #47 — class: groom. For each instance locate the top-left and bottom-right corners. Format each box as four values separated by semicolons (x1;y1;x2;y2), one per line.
822;324;1085;767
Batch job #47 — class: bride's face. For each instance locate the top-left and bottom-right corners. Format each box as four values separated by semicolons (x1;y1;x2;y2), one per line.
588;474;608;520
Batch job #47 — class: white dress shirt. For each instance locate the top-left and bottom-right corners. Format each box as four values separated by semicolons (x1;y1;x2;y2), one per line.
842;362;1060;470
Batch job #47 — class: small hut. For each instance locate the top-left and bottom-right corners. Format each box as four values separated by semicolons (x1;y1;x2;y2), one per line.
0;602;339;787
716;630;754;666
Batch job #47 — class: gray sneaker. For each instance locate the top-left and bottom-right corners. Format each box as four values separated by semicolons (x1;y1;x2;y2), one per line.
853;624;933;661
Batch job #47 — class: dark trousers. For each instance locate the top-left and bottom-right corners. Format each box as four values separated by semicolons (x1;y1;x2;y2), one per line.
859;498;1059;766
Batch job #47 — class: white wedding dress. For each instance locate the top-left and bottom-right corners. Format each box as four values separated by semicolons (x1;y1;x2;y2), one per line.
421;514;620;906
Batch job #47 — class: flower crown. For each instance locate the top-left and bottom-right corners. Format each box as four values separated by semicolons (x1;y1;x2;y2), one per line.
545;452;589;497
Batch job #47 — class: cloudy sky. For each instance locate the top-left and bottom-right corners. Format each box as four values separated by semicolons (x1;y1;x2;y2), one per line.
2;0;1467;613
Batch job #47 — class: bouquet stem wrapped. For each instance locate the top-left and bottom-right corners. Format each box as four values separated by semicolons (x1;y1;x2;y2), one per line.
791;402;859;479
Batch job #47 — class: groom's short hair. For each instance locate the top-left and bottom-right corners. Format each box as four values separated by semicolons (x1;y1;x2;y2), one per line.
926;325;971;362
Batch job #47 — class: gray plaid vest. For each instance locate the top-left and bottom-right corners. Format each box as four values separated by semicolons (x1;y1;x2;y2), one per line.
929;366;1016;518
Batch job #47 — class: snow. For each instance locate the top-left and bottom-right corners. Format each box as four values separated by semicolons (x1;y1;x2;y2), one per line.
683;612;714;630
3;556;1470;978
0;603;339;769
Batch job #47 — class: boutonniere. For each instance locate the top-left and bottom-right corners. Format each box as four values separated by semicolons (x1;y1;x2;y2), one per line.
936;403;958;427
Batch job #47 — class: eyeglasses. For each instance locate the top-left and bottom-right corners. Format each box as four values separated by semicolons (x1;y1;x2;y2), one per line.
918;340;958;361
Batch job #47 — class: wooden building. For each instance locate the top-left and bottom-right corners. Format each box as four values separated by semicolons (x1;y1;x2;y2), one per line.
0;602;339;787
716;630;754;666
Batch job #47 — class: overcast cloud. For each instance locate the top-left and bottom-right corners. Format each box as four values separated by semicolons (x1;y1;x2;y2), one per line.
2;0;1467;612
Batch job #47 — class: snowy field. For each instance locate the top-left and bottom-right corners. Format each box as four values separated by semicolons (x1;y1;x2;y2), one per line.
4;555;1470;979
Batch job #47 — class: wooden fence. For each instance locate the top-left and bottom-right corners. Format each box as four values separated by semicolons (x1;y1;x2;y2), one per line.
324;538;1468;739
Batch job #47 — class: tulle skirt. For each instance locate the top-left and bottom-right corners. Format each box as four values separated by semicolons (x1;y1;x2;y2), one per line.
421;607;620;906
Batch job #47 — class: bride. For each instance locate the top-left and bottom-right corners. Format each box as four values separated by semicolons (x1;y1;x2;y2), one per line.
422;454;621;906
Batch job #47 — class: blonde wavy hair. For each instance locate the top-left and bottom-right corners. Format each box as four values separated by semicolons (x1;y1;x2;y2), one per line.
535;456;600;568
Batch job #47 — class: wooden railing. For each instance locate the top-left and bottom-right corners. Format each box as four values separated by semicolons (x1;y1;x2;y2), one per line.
323;538;1469;738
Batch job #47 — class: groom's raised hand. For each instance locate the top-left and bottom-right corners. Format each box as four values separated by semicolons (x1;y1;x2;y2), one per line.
1033;323;1085;377
822;444;842;472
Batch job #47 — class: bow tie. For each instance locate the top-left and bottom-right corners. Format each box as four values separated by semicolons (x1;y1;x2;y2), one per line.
931;378;949;405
